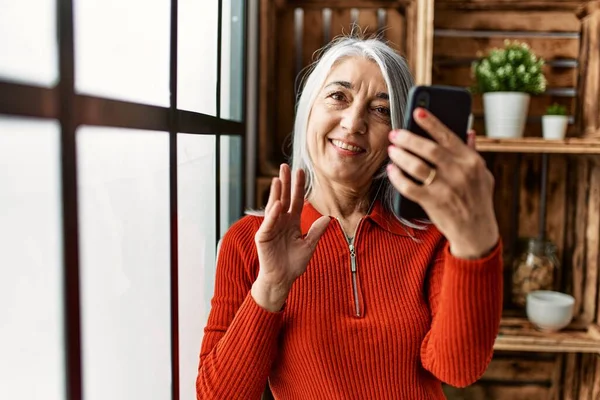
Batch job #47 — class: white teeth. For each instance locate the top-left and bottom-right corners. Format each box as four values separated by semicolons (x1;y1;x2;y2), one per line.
331;139;363;153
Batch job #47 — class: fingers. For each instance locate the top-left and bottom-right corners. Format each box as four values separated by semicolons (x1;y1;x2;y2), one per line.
412;108;466;153
386;163;430;203
290;168;306;216
279;164;291;212
387;145;435;184
265;177;282;215
304;216;330;249
388;129;450;167
258;200;282;237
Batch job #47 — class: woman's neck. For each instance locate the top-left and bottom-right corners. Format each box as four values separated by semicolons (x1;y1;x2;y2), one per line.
307;180;373;237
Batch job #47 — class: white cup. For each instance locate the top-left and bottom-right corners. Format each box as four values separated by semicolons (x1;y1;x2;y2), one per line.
526;290;575;332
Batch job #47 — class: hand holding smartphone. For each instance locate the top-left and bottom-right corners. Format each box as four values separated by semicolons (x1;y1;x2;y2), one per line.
393;85;473;219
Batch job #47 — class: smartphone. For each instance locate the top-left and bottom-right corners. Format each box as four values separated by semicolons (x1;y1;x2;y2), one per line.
393;85;472;220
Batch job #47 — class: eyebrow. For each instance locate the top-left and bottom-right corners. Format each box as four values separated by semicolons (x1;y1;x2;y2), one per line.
324;80;389;100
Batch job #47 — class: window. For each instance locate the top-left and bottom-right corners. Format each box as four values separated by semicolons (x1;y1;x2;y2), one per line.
0;0;247;399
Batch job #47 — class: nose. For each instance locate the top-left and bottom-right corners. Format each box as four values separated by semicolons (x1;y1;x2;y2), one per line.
340;104;367;135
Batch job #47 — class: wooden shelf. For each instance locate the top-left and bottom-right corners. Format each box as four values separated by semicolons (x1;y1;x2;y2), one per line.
476;137;600;154
494;317;600;354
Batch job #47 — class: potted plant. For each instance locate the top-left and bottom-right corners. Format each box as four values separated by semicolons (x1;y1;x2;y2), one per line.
542;103;569;140
472;40;547;139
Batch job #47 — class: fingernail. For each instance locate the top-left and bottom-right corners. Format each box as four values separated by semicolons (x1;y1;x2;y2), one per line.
386;163;393;172
389;130;398;139
417;109;427;119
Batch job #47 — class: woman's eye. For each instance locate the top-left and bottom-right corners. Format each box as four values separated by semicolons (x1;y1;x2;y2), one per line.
329;92;345;101
374;106;390;116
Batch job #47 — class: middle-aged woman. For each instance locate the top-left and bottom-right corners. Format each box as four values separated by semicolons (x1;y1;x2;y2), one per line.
196;35;503;399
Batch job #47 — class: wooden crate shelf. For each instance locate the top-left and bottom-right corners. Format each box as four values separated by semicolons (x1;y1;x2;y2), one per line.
476;137;600;154
494;317;600;354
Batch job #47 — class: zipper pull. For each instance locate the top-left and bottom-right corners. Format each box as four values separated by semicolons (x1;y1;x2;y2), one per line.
349;244;357;272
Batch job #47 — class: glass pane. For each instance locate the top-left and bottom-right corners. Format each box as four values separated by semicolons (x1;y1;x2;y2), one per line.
0;0;58;86
177;134;216;400
0;117;64;400
77;127;171;400
220;0;245;121
220;135;243;235
178;0;218;115
74;0;170;106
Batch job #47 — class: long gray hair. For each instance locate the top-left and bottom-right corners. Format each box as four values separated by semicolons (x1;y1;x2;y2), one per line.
292;35;418;225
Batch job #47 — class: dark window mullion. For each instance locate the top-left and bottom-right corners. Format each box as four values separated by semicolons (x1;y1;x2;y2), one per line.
0;81;59;119
216;0;223;240
241;0;249;215
0;80;245;135
169;0;180;399
58;0;83;399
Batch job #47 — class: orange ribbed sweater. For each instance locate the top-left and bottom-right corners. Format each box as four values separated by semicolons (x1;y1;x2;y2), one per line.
197;201;503;399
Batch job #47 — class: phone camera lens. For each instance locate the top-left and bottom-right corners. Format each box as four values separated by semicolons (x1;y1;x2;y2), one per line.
417;92;430;108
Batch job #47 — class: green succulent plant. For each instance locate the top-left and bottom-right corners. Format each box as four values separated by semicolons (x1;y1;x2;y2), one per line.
546;103;567;116
471;40;547;95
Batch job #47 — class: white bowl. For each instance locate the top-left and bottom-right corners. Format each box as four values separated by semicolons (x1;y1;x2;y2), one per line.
526;290;575;332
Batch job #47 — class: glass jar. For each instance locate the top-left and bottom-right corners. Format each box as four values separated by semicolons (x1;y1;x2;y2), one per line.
511;238;560;307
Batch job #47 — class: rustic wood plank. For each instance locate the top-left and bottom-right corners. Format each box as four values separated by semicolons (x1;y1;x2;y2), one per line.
572;159;591;318
415;0;434;84
545;155;568;286
302;8;324;68
432;64;578;88
383;8;406;54
404;1;417;77
482;357;556;380
435;0;585;12
357;8;379;37
287;0;411;8
330;8;352;38
549;354;564;400
434;36;580;60
434;9;581;32
255;176;273;209
592;355;600;400
577;2;600;138
563;354;580;400
495;318;600;353
259;0;281;176
273;8;297;171
444;384;551;400
518;154;541;238
475;137;600;154
579;353;598;399
583;164;600;322
489;152;518;304
495;320;600;353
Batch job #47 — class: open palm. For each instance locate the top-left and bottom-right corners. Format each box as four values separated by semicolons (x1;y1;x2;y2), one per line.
255;164;330;289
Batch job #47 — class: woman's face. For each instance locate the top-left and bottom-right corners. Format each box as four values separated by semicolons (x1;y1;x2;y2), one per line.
306;56;392;190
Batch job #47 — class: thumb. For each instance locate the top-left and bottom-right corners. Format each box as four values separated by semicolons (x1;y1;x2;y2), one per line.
305;216;330;249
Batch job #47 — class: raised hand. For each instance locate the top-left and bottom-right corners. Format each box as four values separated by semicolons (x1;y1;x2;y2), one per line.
386;108;500;259
251;164;330;312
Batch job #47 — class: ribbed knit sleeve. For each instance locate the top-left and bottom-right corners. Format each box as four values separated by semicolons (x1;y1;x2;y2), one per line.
196;216;283;399
420;240;503;388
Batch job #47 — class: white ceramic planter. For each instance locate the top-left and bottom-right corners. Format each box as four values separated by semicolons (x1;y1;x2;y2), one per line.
542;115;569;140
483;92;530;138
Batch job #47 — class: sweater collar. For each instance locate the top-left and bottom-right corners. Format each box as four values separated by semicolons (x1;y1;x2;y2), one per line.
300;200;414;237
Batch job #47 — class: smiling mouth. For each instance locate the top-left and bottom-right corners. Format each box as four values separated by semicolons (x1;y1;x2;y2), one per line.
330;139;365;153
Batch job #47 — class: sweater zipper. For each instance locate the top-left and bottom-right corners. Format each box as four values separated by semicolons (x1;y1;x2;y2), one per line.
349;243;360;317
339;218;364;317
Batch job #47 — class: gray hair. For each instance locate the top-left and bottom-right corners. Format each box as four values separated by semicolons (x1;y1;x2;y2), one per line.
292;35;420;226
